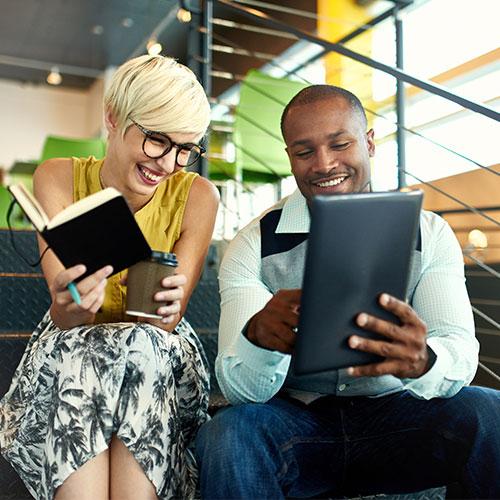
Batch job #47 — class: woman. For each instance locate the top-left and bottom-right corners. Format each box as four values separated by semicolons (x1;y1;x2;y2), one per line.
0;54;219;500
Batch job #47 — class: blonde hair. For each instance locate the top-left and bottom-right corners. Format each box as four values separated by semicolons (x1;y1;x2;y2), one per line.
104;55;210;139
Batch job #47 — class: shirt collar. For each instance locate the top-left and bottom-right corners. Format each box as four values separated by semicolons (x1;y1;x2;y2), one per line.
276;189;310;234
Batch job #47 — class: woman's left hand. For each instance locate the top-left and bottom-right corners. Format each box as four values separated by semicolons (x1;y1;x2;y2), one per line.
147;273;187;328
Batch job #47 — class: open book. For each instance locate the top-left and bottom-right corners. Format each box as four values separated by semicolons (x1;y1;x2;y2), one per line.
8;183;151;278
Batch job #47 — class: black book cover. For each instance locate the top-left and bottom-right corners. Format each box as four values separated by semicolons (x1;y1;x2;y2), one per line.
41;196;151;279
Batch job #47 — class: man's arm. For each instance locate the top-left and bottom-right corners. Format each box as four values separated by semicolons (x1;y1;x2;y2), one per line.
216;225;296;405
347;214;478;399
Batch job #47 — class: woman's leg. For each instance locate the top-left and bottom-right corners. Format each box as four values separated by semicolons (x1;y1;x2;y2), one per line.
109;435;157;500
54;435;159;500
54;450;109;500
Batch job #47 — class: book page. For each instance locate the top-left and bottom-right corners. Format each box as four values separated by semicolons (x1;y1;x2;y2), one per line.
8;183;48;232
47;187;122;229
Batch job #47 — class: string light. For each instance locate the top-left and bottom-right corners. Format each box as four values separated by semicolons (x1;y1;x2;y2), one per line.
147;39;162;56
468;229;488;249
177;8;192;23
47;67;62;85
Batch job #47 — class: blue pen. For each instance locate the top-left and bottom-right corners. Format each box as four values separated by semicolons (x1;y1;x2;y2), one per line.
67;282;82;305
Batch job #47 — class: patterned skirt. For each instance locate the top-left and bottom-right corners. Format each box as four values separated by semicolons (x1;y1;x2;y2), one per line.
0;311;210;500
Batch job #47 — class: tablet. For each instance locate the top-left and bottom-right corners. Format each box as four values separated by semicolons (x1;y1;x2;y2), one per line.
293;190;423;375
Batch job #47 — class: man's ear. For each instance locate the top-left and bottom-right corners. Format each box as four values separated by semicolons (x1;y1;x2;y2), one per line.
104;109;118;133
366;128;375;157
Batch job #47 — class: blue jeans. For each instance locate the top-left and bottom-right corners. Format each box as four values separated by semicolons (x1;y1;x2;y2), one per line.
195;387;500;499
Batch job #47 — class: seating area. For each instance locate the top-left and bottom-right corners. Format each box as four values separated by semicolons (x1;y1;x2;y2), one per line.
0;228;456;500
0;228;223;499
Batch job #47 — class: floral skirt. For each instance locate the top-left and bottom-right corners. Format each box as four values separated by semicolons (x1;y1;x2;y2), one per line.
0;311;210;500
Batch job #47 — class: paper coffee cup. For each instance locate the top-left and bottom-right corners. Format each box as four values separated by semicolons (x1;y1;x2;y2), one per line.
125;251;178;319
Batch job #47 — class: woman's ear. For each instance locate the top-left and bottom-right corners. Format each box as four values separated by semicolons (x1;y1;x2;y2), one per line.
104;109;118;133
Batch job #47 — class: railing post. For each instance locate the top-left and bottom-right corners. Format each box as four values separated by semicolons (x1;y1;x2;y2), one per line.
186;0;212;178
201;0;213;99
200;0;213;179
395;2;406;188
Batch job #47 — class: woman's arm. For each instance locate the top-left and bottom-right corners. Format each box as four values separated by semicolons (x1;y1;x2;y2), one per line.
33;159;113;329
146;175;219;331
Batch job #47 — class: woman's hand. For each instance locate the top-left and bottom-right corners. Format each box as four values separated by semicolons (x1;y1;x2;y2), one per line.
144;273;187;331
49;264;114;329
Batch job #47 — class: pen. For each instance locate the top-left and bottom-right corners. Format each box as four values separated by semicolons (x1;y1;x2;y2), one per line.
67;282;82;305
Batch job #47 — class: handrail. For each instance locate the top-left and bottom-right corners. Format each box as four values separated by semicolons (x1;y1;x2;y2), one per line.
216;0;500;122
478;362;500;384
213;60;500;226
207;0;500;382
213;62;500;230
228;58;499;177
472;307;500;330
210;2;499;178
465;254;500;279
281;5;412;79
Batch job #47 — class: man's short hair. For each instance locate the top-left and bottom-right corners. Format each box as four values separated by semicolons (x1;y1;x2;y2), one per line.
104;54;210;140
280;85;368;140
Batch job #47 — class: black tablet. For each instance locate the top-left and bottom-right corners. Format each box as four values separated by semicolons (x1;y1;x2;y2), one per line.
293;190;423;375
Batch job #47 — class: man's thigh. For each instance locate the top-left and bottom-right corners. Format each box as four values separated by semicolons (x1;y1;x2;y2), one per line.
198;387;499;497
197;396;347;497
332;387;498;495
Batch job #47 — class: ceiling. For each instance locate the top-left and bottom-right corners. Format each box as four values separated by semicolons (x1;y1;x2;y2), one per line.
0;0;316;97
0;0;189;89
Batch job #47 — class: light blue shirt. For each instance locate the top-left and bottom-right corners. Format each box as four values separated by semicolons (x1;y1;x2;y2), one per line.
216;189;478;405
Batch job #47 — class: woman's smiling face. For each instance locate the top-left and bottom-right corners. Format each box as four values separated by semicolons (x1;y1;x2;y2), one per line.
106;116;200;197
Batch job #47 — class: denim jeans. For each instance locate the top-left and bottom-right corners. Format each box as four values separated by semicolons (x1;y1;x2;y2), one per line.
195;386;500;499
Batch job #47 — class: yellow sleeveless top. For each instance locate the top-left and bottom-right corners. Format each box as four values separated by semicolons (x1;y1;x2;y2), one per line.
72;156;198;323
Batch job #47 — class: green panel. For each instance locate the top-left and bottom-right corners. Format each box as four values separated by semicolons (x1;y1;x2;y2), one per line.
207;159;238;181
242;170;281;184
207;125;238;180
40;136;106;163
0;186;30;229
9;160;38;193
9;160;38;176
234;70;308;179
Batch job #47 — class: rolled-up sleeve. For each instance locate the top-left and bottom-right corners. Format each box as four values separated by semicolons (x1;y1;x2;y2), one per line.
215;224;291;405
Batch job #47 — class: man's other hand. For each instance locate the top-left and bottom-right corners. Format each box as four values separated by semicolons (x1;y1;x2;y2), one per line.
347;293;430;379
246;289;301;354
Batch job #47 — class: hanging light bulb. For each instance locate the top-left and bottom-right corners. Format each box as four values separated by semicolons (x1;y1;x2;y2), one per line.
468;229;488;249
47;67;62;85
147;39;162;56
177;8;192;23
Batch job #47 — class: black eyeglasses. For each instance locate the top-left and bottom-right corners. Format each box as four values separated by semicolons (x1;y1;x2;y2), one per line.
131;120;205;167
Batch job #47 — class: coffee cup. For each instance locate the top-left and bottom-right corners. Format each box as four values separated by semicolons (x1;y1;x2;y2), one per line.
125;251;178;319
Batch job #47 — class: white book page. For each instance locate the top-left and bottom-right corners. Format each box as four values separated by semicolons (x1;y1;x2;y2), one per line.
47;187;122;229
8;183;48;232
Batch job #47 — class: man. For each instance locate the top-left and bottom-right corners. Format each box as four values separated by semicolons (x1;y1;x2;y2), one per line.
195;85;500;498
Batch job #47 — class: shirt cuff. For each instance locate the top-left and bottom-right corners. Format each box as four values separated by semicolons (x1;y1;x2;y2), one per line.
235;330;290;374
401;340;453;399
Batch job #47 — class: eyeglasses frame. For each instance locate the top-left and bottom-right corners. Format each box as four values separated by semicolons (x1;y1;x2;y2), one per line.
130;119;205;167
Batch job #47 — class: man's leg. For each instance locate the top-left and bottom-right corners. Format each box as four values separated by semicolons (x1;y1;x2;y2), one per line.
195;396;346;499
335;386;500;499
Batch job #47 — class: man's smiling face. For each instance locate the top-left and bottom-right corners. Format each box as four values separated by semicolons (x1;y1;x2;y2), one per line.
283;95;375;204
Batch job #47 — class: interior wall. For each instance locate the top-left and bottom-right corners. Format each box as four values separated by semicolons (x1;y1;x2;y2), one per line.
412;164;500;263
86;78;105;139
317;0;375;122
0;78;103;171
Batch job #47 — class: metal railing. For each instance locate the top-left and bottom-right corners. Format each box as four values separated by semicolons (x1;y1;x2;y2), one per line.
189;0;500;385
